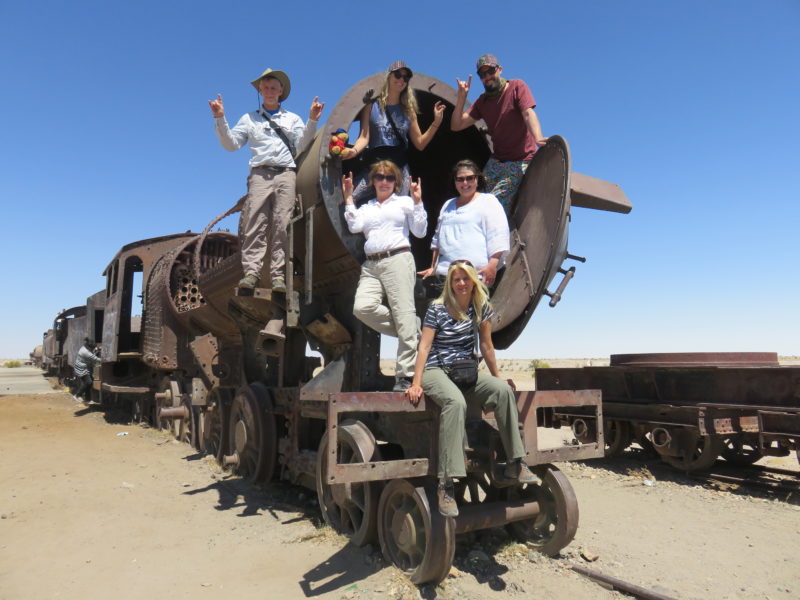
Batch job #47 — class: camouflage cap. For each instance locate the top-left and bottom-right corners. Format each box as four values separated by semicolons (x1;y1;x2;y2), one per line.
476;54;500;72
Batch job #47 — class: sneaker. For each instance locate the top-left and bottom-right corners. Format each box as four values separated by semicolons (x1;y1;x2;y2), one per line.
72;394;81;402
437;480;458;517
271;277;286;293
392;377;412;392
238;273;259;289
504;459;541;485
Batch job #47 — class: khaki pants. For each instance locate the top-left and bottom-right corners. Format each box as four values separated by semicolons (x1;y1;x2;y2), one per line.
239;166;295;282
422;368;525;478
353;251;419;378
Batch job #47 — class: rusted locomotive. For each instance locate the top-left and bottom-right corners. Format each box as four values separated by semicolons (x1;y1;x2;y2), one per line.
538;352;800;471
41;71;630;583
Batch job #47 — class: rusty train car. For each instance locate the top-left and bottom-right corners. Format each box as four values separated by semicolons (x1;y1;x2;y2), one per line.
538;352;800;471
42;71;631;583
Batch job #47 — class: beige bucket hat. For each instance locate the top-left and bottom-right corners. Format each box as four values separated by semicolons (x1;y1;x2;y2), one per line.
250;68;291;101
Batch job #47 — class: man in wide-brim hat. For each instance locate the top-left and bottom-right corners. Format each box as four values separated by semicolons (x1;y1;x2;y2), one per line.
209;68;324;292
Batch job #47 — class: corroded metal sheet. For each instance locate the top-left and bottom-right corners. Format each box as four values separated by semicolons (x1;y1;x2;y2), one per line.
491;136;571;349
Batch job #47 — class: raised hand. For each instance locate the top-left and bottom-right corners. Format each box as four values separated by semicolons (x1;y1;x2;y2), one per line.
455;75;472;98
208;93;224;118
410;177;423;204
341;172;354;202
432;101;445;125
309;96;324;121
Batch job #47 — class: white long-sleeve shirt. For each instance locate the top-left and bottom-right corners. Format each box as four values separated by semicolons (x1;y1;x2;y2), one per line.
214;107;317;168
344;194;427;256
432;193;510;275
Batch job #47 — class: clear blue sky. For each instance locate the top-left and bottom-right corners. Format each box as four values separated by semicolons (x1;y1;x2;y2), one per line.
1;1;797;359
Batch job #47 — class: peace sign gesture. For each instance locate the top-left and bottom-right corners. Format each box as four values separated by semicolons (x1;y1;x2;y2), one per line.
208;93;225;118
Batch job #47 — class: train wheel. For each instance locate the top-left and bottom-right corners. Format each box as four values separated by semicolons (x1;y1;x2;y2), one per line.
176;397;197;448
155;377;182;436
377;479;455;585
604;420;632;457
202;388;229;462
316;419;381;547
250;383;279;482
721;436;762;466
662;434;723;471
454;471;499;506
224;384;267;483
504;464;579;556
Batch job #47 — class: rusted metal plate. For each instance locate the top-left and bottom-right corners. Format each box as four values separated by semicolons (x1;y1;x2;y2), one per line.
491;136;571;349
330;459;431;483
101;383;150;394
517;390;605;464
570;172;631;214
610;352;780;367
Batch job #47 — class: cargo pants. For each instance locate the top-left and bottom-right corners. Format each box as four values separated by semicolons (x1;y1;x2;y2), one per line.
239;165;295;284
422;368;525;478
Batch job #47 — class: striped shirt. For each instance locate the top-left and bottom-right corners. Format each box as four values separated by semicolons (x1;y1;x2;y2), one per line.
74;346;101;377
423;302;495;368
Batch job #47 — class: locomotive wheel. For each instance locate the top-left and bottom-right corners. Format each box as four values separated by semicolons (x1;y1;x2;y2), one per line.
176;397;197;448
604;420;632;457
225;384;267;483
377;479;456;585
504;464;579;556
155;377;182;436
202;388;229;462
454;471;500;505
721;436;762;466
316;420;381;547
241;382;279;482
662;434;723;471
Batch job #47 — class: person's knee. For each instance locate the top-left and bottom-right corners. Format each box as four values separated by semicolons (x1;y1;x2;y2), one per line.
353;295;382;320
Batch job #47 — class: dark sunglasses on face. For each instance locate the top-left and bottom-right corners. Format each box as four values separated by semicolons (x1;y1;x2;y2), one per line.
392;70;411;82
373;173;396;183
455;174;476;183
478;66;497;78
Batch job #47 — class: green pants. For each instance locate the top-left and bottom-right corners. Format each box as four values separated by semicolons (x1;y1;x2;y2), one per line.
422;368;526;478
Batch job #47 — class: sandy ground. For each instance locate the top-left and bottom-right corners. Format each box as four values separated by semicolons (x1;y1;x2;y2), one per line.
1;371;799;600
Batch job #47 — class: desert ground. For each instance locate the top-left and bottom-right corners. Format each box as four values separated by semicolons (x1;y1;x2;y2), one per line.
1;366;798;600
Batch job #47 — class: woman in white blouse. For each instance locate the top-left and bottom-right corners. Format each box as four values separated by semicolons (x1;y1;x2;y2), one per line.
418;159;509;287
343;160;427;391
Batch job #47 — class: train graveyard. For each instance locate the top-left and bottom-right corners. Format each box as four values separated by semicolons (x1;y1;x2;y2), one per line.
1;366;798;600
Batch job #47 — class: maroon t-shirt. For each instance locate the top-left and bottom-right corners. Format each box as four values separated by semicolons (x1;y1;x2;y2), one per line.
468;79;537;162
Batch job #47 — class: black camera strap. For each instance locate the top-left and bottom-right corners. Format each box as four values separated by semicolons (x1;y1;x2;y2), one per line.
260;109;296;158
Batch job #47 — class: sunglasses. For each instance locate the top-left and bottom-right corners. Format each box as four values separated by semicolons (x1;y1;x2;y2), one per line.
452;259;474;268
454;174;477;183
391;70;411;82
478;66;497;78
373;173;396;183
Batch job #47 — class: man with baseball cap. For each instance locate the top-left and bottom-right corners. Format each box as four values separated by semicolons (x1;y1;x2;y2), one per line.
209;68;324;291
451;54;547;214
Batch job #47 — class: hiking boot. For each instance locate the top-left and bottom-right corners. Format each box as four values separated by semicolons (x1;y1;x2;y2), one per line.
504;459;541;485
392;377;412;392
437;479;458;517
238;273;259;289
271;277;286;293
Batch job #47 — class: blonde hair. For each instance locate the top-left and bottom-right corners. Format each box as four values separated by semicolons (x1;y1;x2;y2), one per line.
435;261;491;322
368;160;403;193
377;70;419;118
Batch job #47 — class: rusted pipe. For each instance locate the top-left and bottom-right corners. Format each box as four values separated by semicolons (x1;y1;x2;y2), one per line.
570;564;677;600
159;406;189;420
454;499;540;534
650;427;672;449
